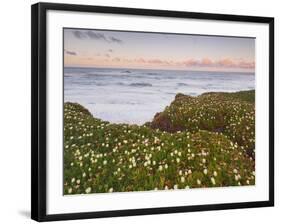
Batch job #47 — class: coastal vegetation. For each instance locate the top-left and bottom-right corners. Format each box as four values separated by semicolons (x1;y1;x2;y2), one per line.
63;90;255;195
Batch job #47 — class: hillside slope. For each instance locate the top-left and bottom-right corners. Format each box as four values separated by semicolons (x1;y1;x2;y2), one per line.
63;96;255;194
149;90;255;158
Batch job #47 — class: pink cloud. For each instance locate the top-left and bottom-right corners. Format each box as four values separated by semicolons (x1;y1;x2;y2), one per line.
216;58;235;67
201;58;213;66
112;57;121;62
147;59;165;64
215;58;255;69
122;58;132;63
135;58;146;63
182;59;199;66
110;56;254;70
134;58;172;65
238;61;255;69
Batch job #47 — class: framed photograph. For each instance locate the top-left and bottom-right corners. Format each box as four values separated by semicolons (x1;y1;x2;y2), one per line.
31;2;274;222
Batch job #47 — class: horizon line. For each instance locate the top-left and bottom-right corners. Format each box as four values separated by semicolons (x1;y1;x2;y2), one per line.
63;65;255;74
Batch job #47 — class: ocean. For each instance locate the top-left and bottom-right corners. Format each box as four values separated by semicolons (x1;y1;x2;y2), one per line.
64;67;255;125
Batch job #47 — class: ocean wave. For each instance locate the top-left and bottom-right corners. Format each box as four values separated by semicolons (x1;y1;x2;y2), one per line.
145;72;159;75
115;82;125;85
188;92;197;96
177;83;190;86
122;70;131;73
129;82;153;87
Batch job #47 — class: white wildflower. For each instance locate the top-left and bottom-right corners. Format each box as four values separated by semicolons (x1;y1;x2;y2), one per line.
211;177;216;185
203;168;208;175
158;165;163;171
181;176;185;183
85;187;91;194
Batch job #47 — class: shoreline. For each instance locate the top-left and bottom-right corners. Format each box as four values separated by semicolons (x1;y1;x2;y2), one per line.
65;89;255;126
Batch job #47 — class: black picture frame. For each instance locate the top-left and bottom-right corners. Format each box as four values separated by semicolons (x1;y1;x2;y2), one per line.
31;2;274;222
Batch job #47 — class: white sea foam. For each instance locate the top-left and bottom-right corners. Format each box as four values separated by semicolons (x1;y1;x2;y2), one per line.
64;67;255;125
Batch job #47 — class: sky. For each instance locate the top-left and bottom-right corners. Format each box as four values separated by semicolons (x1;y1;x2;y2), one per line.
64;28;255;72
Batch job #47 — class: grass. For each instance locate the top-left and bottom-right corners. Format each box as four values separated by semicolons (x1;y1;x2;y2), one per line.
149;90;255;158
63;90;255;195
